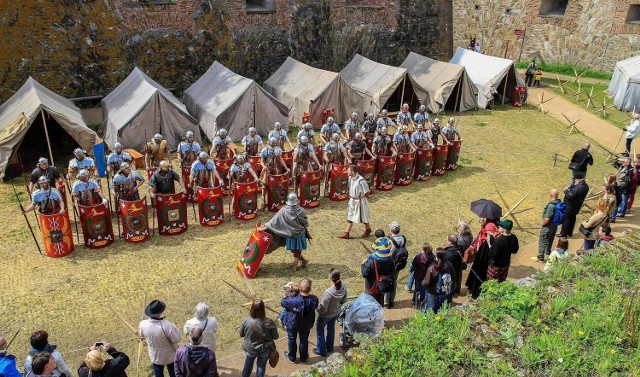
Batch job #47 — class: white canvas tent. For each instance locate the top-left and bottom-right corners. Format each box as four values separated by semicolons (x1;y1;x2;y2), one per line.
184;61;289;141
401;52;478;113
264;57;342;125
450;47;525;108
0;77;97;180
609;55;640;112
102;67;199;151
339;54;419;117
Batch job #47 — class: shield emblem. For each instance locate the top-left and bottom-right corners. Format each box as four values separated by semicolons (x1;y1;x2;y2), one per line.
414;149;433;181
120;197;150;243
79;202;114;249
197;186;224;227
38;211;74;257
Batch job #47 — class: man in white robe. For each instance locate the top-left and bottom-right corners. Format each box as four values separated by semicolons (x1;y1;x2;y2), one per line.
337;165;372;239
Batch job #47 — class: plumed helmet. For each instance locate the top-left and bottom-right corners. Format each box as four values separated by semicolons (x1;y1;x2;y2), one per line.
236;154;246;163
198;151;209;160
331;133;340;142
354;132;362;140
304;123;313;131
120;162;130;170
38;176;49;184
433;118;440;124
274;122;282;130
77;169;90;178
327;117;334;123
114;142;123;150
249;127;257;134
38;157;49;165
73;148;84;156
185;131;194;138
218;128;228;136
300;135;309;144
286;192;298;205
153;133;163;141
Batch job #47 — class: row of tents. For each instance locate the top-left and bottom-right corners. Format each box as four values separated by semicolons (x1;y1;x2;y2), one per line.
0;48;525;180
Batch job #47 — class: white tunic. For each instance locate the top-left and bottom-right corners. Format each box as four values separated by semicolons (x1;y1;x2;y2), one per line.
347;174;370;223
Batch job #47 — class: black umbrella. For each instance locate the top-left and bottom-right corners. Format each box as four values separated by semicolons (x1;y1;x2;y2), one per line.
470;199;502;220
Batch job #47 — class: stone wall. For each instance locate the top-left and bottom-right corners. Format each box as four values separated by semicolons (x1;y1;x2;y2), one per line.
0;0;452;102
452;0;640;70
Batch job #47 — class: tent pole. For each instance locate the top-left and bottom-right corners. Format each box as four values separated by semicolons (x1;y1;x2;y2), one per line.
455;80;462;113
502;69;509;106
251;92;256;130
399;77;406;110
41;111;55;166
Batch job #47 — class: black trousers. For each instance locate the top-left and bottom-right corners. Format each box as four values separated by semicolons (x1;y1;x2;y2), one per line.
560;213;577;237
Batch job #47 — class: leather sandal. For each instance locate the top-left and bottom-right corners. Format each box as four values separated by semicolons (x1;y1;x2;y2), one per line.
337;232;350;239
360;228;372;238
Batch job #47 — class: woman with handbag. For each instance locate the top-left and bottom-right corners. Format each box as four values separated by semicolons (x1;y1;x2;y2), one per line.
239;300;279;377
580;199;607;253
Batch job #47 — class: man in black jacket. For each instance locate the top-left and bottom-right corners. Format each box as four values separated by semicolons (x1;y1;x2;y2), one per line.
384;221;408;308
569;143;593;183
444;234;464;295
558;173;589;237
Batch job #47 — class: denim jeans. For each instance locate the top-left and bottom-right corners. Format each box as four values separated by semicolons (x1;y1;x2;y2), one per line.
618;192;630;217
423;293;436;313
242;354;268;377
412;279;426;308
316;315;337;356
152;363;175;377
406;271;415;290
287;328;311;362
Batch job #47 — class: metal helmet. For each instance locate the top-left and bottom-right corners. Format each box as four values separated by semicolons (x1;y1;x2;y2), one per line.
327;117;334;123
236;154;246;163
419;104;426;111
331;133;340;142
218;128;228;136
304;123;313;131
449;117;455;123
354;132;362;140
114;142;123;151
38;176;49;184
73;148;84;157
249;127;257;135
153;133;163;141
274;122;282;130
286;192;298;206
367;113;374;119
77;169;90;178
38;157;48;165
381;109;388;116
380;127;388;134
417;123;424;130
120;162;130;170
351;112;358;119
300;135;309;144
159;160;170;168
433;118;440;124
185;131;194;138
269;137;278;146
198;151;209;160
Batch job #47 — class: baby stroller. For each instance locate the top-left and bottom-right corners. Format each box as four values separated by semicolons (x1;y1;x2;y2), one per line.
336;293;385;348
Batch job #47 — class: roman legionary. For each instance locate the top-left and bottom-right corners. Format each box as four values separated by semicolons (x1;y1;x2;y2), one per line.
68;148;96;181
190;151;223;189
372;127;397;158
376;109;394;133
107;142;134;176
29;157;62;194
260;138;289;177
23;176;65;215
72;169;106;206
361;113;377;141
297;123;317;145
430;118;451;146
210;128;236;160
242;127;263;156
413;104;430;127
323;133;351;197
293;135;322;194
393;126;415;154
177;131;201;166
320;117;342;144
412;123;435;150
442;117;463;143
343;112;360;141
267;122;293;150
346;133;374;162
144;134;171;170
149;160;185;199
229;154;260;185
396;103;413;129
112;162;145;202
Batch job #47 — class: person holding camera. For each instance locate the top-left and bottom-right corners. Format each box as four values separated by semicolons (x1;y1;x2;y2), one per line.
337;165;372;239
78;342;129;377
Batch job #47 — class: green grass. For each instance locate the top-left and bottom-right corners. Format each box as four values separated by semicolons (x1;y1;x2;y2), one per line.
515;62;612;80
338;235;640;376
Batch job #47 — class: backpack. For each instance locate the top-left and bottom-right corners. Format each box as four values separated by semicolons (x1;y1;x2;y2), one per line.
390;235;409;271
552;202;566;226
435;269;453;297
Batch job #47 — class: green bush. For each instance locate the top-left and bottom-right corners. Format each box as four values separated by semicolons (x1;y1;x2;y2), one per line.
515;62;612;80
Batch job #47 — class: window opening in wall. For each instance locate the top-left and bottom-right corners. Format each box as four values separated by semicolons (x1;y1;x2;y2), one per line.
627;4;640;23
539;0;569;17
474;4;481;10
246;0;276;13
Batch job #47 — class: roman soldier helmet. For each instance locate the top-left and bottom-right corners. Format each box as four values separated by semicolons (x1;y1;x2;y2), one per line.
73;148;85;157
286;192;298;206
236;154;246;163
269;137;278;147
327;117;334;123
77;169;90;178
367;113;374;120
38;157;48;166
198;151;209;161
217;128;228;137
274;122;282;130
351;112;358;119
304;123;313;131
300;135;309;145
153;134;163;142
419;104;426;111
448;117;455;123
185;131;194;138
114;142;123;151
354;132;363;140
38;176;49;184
120;162;130;171
381;109;388;116
433;118;441;125
379;127;388;135
249;127;257;135
331;133;340;142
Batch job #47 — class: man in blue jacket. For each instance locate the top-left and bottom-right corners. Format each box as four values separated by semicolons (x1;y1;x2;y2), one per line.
281;278;318;363
0;333;21;377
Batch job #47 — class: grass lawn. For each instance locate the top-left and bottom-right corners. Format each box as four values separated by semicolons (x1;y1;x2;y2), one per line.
0;106;614;375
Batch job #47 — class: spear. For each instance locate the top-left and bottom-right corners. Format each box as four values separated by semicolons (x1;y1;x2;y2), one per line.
23;175;41;231
63;177;81;244
222;280;280;316
4;328;20;352
359;240;372;254
12;183;42;255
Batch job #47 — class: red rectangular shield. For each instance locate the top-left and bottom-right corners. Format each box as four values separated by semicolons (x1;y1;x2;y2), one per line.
432;144;448;176
155;192;189;235
78;201;115;249
236;223;273;279
247;155;263;178
329;163;349;201
414;149;433;181
181;165;196;202
266;173;290;212
38;211;74;257
119;197;150;243
375;155;396;191
299;169;322;208
446;140;461;170
356;159;375;188
214;158;234;194
197;186;224;227
233;181;259;221
281;150;294;170
394;152;415;186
